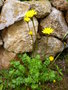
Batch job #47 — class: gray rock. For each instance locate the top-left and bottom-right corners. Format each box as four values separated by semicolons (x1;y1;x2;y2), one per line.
51;0;68;10
0;0;4;7
32;36;64;60
0;47;16;69
26;0;51;18
40;8;68;40
2;17;38;53
0;0;30;30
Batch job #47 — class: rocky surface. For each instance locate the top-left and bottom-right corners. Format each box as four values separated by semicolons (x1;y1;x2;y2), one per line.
0;0;4;8
40;8;68;40
51;0;68;10
0;0;68;69
2;17;38;53
0;0;30;30
0;47;16;69
26;0;51;18
32;36;64;60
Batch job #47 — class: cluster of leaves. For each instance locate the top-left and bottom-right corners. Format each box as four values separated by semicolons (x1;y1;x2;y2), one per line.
0;53;63;90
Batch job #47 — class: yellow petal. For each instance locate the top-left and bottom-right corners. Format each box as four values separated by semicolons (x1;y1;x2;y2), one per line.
53;80;56;83
49;56;54;61
29;30;33;35
42;27;54;35
24;17;30;22
25;9;37;18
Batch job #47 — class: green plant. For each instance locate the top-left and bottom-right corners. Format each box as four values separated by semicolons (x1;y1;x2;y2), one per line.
0;53;63;90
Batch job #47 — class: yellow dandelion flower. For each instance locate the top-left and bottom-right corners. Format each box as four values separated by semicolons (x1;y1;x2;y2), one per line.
49;56;54;62
29;30;33;35
24;17;30;22
53;80;56;83
25;9;37;18
42;27;54;35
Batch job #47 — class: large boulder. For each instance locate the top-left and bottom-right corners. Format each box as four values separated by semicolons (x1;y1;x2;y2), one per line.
32;36;64;60
26;0;51;18
0;47;16;69
0;0;4;8
40;8;68;40
2;17;38;53
0;0;30;30
51;0;68;10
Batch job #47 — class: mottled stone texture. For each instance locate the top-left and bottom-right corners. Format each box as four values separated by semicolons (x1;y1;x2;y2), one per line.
51;0;68;10
26;0;52;18
0;0;30;30
0;0;4;7
2;17;38;53
40;8;68;40
0;47;16;69
32;36;64;60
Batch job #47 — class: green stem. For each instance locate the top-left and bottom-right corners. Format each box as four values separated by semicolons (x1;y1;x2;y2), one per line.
46;35;48;53
63;31;68;40
49;52;62;68
32;17;37;40
49;31;68;68
32;17;37;51
27;22;34;45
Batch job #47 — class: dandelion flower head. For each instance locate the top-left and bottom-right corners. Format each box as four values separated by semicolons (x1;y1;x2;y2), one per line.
53;80;56;83
42;27;54;35
25;9;37;18
49;56;54;62
24;17;30;22
29;30;33;36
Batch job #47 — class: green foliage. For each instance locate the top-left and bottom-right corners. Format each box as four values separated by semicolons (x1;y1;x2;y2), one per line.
0;53;63;90
0;84;3;90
